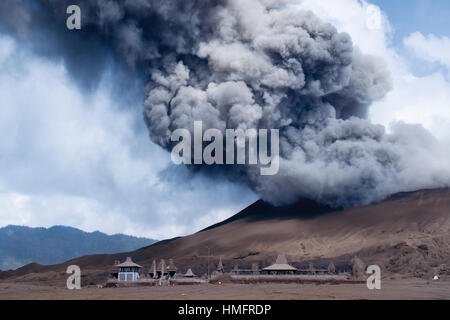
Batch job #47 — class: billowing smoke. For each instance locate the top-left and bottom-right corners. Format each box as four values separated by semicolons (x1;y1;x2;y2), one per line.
2;0;450;207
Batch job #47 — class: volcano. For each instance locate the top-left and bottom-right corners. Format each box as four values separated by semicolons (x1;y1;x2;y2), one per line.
1;188;450;285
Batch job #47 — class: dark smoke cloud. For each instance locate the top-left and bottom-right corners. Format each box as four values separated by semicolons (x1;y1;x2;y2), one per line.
2;0;449;207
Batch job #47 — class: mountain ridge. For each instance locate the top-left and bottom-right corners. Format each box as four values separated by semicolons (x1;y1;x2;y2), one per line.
0;225;157;271
1;188;449;283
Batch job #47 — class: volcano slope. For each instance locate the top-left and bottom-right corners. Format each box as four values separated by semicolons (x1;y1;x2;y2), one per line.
1;188;449;286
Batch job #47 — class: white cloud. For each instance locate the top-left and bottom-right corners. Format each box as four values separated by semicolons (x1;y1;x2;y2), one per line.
294;0;393;58
0;36;14;64
371;70;450;141
294;0;450;141
404;32;450;69
0;35;257;239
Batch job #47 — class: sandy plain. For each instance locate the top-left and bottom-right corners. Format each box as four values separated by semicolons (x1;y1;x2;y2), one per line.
0;279;448;300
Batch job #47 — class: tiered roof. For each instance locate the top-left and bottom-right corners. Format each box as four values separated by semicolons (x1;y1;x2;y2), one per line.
262;254;297;271
116;257;143;268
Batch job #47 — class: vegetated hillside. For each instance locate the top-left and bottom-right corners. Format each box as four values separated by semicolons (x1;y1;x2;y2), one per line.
0;225;157;270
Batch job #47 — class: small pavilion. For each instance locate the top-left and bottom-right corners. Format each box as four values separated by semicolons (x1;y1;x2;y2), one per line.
157;259;168;278
116;257;143;282
262;254;297;275
148;260;157;278
184;268;196;278
167;259;177;277
216;258;224;274
231;264;239;275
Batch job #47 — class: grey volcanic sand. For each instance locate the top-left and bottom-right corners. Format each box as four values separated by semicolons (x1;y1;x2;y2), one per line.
0;280;449;300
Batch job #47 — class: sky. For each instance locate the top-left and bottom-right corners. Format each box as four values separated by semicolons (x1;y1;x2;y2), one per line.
371;0;450;40
0;0;450;239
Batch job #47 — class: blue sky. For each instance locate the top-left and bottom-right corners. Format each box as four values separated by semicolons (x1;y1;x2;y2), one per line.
371;0;450;40
371;0;450;76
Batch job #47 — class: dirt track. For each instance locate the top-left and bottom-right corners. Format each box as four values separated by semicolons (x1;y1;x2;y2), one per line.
0;279;448;300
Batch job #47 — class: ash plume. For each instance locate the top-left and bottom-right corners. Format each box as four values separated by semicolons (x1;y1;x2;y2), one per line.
2;0;450;207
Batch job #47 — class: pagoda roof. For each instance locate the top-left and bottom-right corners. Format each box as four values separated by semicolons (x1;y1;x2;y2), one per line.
184;268;195;277
167;259;177;271
262;254;297;271
217;258;224;270
116;257;143;268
